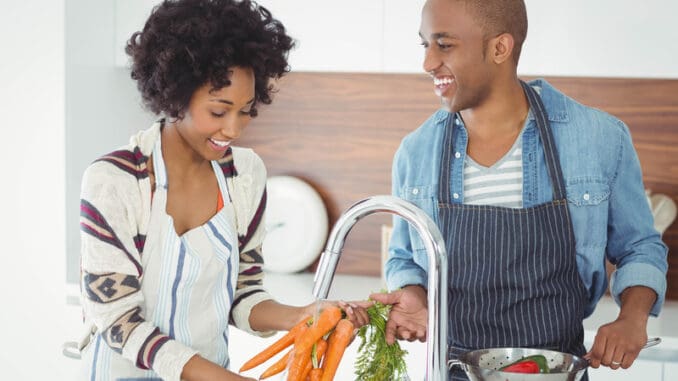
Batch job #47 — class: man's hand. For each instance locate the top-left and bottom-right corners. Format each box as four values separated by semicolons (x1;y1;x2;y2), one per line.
585;286;656;369
369;285;428;345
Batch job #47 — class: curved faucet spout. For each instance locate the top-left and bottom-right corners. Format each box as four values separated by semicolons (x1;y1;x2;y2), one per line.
312;195;448;380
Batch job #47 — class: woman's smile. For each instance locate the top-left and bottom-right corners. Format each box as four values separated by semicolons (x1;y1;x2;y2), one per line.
208;137;231;151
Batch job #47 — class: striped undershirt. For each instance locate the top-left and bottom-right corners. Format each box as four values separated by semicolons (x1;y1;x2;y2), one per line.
463;132;524;208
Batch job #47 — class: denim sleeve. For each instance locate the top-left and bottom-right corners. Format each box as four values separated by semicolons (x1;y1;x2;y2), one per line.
385;145;428;291
606;121;668;316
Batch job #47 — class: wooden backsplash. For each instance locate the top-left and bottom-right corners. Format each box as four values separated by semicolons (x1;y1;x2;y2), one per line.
239;72;678;300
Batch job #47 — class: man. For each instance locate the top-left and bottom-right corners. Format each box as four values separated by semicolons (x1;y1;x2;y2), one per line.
371;0;668;379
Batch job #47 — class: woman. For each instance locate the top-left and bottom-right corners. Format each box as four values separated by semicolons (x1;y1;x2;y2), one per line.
78;1;367;380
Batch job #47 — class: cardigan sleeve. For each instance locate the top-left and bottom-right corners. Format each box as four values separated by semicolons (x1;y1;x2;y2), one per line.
227;148;275;337
79;161;197;381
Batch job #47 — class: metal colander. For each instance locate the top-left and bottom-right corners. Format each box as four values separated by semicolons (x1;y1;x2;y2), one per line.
448;347;588;381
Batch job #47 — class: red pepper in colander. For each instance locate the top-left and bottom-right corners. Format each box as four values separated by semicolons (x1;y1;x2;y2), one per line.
500;359;541;374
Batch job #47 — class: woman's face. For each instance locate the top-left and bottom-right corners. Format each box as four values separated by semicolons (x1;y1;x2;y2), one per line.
420;0;494;112
177;66;256;161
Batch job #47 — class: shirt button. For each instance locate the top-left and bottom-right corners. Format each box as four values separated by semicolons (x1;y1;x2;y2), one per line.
454;152;461;159
453;193;459;199
412;188;419;195
583;193;590;201
455;118;461;126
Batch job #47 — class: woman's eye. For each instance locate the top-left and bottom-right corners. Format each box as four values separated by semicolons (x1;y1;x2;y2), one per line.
240;109;252;116
211;111;225;118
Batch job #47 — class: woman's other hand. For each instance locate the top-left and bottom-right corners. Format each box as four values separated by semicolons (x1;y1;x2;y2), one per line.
301;299;372;329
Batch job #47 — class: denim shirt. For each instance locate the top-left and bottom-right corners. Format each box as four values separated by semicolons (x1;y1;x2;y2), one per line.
386;79;668;318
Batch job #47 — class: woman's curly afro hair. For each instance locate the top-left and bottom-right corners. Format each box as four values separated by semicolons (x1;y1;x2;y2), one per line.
126;0;294;118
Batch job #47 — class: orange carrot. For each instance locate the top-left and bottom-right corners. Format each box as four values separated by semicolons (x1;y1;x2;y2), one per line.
302;339;328;381
258;349;292;380
239;314;311;372
309;368;323;381
287;326;312;381
312;339;328;369
320;319;354;381
293;306;342;355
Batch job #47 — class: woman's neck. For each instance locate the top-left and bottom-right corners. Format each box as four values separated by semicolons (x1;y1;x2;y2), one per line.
160;122;212;181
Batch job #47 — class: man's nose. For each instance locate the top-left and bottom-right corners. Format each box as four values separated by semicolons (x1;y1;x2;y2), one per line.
423;48;441;75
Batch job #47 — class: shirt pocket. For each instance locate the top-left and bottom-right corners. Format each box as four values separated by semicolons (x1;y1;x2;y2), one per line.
565;180;610;249
399;184;438;254
566;180;610;206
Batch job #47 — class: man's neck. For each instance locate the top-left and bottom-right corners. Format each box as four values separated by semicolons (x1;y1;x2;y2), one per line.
459;78;529;139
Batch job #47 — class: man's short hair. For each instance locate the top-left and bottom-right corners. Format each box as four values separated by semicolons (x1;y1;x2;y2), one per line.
457;0;528;63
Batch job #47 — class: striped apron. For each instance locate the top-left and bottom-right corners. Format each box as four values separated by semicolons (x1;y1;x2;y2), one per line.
84;136;239;380
442;82;589;380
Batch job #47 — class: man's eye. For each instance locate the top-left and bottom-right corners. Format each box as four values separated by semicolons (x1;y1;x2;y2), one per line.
437;43;452;49
420;41;429;48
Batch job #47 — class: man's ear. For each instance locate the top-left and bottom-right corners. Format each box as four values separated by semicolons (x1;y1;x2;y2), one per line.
488;33;515;64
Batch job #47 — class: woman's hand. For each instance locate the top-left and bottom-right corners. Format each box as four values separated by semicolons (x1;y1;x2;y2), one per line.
337;300;372;329
300;299;372;329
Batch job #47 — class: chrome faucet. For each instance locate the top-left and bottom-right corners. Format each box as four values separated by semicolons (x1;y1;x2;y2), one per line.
312;195;449;380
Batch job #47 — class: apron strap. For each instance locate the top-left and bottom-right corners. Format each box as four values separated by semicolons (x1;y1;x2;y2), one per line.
152;135;168;190
439;113;455;204
520;81;567;201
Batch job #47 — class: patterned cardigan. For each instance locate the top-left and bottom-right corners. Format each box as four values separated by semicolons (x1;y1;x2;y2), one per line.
79;123;273;380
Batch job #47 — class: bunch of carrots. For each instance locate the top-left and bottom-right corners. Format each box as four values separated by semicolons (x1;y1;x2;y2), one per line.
239;305;354;381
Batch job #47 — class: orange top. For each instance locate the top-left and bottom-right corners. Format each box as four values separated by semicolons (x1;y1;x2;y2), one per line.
217;191;224;212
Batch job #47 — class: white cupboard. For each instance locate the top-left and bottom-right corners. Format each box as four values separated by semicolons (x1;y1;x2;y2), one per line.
114;0;678;78
664;362;678;380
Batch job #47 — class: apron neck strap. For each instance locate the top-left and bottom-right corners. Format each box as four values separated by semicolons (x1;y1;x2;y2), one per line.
521;81;567;200
152;134;168;189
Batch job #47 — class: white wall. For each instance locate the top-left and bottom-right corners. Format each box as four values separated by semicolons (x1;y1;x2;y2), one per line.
0;1;75;379
65;0;156;284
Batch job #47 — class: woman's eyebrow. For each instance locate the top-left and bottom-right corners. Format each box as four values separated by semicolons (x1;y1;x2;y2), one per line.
211;97;256;105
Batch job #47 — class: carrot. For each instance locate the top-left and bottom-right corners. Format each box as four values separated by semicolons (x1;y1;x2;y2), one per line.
311;339;328;369
258;349;292;380
287;326;312;381
293;306;342;356
239;314;312;372
320;319;354;381
309;368;323;381
301;339;328;381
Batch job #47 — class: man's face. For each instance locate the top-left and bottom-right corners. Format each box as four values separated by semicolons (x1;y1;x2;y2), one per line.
419;0;494;112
